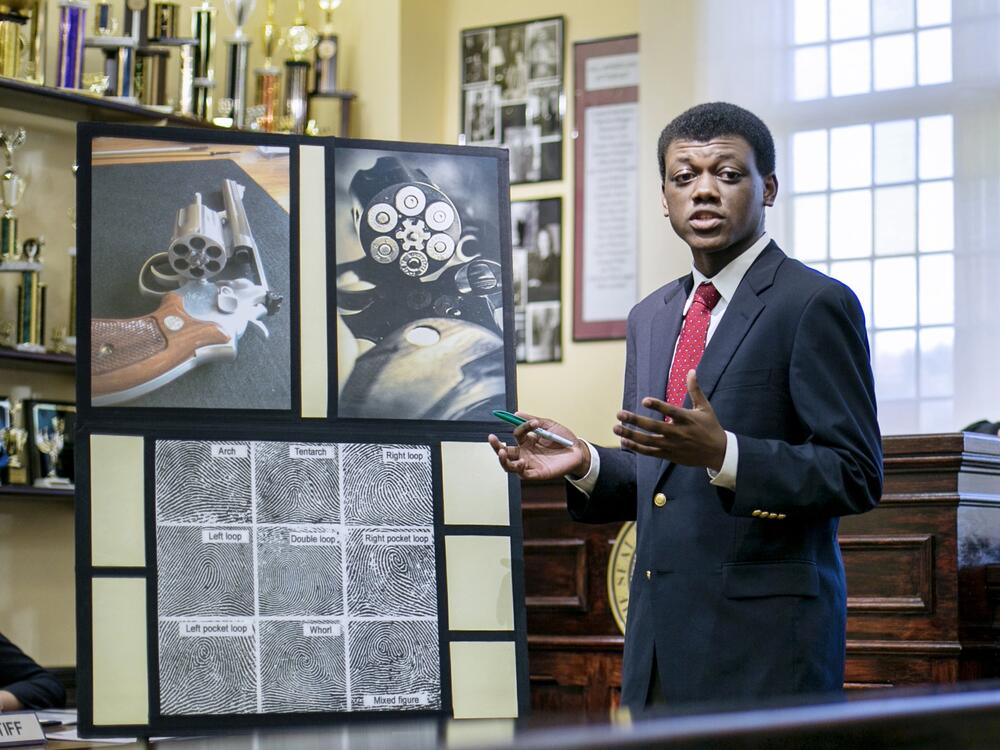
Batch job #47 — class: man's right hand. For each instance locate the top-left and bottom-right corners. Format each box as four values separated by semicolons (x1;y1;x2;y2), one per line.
487;412;590;480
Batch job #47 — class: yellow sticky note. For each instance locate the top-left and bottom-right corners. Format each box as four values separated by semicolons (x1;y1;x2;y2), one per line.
90;434;145;567
442;442;510;526
92;577;149;725
299;143;328;419
449;641;518;719
445;536;514;631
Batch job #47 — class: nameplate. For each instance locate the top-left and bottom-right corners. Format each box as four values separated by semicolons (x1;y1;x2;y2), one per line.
0;713;46;746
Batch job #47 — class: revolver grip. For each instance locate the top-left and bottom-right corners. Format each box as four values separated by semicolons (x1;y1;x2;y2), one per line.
91;292;230;402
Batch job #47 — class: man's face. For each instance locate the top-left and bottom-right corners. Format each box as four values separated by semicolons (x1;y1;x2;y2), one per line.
661;136;777;257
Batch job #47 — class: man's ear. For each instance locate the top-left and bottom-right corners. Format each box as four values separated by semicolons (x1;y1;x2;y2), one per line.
763;174;778;207
661;189;669;217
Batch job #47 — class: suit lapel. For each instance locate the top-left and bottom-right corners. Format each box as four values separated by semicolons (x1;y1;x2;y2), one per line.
654;242;785;486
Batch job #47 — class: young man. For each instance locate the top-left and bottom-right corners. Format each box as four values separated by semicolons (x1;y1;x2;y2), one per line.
489;102;883;709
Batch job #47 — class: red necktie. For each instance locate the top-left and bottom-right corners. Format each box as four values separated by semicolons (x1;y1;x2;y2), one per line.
665;282;722;409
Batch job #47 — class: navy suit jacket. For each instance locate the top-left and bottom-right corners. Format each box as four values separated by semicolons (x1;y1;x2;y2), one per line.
568;241;883;709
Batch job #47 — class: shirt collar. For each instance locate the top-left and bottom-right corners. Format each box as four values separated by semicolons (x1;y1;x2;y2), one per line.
685;232;771;313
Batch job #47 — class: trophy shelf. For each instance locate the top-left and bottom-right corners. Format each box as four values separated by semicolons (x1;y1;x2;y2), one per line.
0;347;74;373
0;76;220;128
0;484;73;501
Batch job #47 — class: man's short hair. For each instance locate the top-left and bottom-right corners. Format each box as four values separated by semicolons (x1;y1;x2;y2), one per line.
657;102;776;183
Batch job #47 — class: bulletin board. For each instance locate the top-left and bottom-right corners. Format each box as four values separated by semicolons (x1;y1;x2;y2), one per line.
74;123;527;736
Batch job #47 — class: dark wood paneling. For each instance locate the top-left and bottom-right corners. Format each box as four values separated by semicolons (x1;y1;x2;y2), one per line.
523;434;1000;717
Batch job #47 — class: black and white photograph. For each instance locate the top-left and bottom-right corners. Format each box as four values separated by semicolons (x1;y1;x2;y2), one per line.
158;620;258;716
88;136;291;410
348;620;440;712
526;19;561;80
511;198;562;363
464;86;498;144
460;17;564;184
334;146;509;421
154;439;440;718
26;400;76;487
346;528;437;617
260;621;347;713
461;28;491;84
340;444;433;525
254;442;340;524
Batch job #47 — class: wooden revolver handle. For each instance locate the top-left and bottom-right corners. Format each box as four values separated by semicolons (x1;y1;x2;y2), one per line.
91;292;230;400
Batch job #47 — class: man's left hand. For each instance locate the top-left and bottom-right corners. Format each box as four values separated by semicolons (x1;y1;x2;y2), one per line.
613;370;727;470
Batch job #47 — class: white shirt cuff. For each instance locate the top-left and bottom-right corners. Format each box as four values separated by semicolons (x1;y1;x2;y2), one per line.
567;440;600;496
707;430;738;490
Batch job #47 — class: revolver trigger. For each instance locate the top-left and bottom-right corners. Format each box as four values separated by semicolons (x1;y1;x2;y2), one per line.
249;319;270;339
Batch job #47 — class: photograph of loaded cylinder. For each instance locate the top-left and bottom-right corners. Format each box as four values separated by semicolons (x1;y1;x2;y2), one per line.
86;135;291;410
334;145;511;421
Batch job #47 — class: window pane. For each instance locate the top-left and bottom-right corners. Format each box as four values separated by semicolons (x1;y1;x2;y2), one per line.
919;399;953;432
918;180;953;251
831;39;872;96
917;0;951;26
830;0;871;38
874;329;917;399
830;189;872;258
830;260;873;325
793;195;828;261
792;130;829;192
874;256;917;327
794;45;829;101
919;253;954;324
875;185;916;255
874;0;915;32
918;115;953;179
918;28;952;85
919;326;953;397
874;33;915;90
795;0;828;43
830;124;872;188
875;119;916;184
879;400;919;434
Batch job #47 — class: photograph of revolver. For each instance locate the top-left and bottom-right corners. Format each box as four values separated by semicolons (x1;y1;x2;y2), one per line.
91;178;283;406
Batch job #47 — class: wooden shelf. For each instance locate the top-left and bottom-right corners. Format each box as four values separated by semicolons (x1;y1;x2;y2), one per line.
0;484;73;500
0;347;75;373
0;76;218;128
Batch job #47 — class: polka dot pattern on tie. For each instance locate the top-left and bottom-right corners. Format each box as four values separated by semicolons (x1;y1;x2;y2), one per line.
665;282;722;412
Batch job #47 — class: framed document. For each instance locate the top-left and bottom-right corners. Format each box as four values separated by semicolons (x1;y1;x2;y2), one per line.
572;35;639;341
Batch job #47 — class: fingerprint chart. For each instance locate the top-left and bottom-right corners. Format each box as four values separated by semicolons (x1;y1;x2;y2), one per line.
155;441;440;716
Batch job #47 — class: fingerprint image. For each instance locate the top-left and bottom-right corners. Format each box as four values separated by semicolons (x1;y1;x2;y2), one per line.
257;526;342;616
346;529;436;617
348;620;440;711
158;620;257;715
156;441;252;524
157;525;254;617
260;620;347;712
255;442;340;524
341;444;433;526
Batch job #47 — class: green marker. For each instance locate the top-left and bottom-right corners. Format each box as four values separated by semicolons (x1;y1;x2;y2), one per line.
492;410;575;448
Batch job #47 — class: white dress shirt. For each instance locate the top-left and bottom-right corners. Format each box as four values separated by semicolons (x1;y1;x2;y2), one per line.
569;232;773;495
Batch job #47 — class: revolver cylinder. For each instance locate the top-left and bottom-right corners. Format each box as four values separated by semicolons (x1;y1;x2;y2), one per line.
168;191;228;280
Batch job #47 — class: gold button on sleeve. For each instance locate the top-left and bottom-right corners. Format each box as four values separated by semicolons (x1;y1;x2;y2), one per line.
777;513;787;520
645;570;651;580
751;509;763;517
653;493;667;507
767;512;779;520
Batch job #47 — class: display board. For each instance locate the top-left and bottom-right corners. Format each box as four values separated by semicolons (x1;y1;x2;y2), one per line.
75;124;527;737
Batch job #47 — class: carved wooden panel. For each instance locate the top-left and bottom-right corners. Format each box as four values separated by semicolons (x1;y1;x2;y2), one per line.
524;538;589;612
840;534;935;613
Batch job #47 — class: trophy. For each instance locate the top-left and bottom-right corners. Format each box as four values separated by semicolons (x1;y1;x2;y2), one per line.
55;0;88;89
1;423;28;485
281;0;317;134
16;237;46;352
33;416;71;488
313;0;340;95
1;127;27;263
94;0;117;34
0;1;45;82
190;0;217;120
220;0;256;128
251;0;280;131
85;0;142;101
